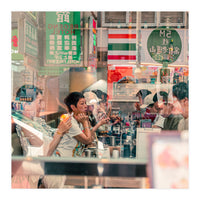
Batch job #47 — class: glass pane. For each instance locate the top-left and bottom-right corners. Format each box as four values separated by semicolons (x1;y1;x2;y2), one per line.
160;12;184;23
11;12;189;189
141;12;155;23
129;11;137;23
105;12;126;23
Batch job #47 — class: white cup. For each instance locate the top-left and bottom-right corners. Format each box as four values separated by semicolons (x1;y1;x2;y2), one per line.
103;148;110;159
112;149;119;158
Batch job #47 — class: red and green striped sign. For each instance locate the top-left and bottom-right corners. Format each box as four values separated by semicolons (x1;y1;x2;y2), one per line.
108;29;137;64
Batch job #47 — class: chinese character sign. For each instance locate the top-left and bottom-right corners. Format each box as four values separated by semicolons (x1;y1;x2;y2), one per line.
45;12;81;65
147;28;182;64
25;20;38;57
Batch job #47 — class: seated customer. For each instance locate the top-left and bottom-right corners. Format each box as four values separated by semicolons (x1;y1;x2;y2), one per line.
43;92;109;188
135;89;152;112
12;85;72;189
161;84;184;130
174;82;189;131
141;92;164;123
141;91;168;127
13;84;72;152
83;91;110;133
83;91;99;127
54;91;110;157
153;85;184;130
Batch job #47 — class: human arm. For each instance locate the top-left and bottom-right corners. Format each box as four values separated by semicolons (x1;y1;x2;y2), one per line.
21;127;44;147
46;119;72;156
73;113;93;145
91;117;110;132
160;103;174;118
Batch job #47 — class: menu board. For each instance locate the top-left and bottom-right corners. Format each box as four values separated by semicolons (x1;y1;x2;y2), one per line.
45;12;81;66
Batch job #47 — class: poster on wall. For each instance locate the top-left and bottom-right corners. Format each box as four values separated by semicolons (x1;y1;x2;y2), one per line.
45;12;81;66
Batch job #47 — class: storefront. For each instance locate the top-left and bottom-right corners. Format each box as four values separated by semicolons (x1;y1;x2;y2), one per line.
11;11;189;189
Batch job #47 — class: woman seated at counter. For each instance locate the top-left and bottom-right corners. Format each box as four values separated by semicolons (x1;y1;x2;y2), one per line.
48;91;110;157
41;91;109;188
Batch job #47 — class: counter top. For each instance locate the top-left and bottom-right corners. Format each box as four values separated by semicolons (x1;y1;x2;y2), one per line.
12;156;147;177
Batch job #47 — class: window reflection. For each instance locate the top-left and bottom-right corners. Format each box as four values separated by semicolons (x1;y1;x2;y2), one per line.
11;11;189;161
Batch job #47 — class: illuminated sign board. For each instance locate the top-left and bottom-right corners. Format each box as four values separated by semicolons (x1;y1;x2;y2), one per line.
45;12;81;66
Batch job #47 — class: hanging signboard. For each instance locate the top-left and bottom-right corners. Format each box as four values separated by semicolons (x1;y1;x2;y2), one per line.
141;29;188;65
24;20;38;57
147;28;182;64
89;16;97;55
45;12;81;66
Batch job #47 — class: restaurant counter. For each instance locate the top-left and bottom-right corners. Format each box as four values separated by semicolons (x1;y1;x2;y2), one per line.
12;156;147;177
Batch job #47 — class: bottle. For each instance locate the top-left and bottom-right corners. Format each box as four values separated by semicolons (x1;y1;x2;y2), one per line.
60;114;70;122
123;139;131;158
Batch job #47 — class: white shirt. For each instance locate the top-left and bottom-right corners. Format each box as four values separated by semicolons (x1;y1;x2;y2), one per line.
153;114;166;128
178;118;189;131
56;117;85;157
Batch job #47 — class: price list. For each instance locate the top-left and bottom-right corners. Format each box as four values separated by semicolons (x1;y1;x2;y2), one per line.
45;12;81;65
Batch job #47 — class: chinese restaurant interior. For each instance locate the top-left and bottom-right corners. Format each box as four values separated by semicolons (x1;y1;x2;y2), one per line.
11;11;189;189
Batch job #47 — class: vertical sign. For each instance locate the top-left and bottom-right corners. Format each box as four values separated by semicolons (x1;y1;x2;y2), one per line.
45;12;81;65
24;20;38;57
88;16;97;68
93;19;97;54
89;16;97;55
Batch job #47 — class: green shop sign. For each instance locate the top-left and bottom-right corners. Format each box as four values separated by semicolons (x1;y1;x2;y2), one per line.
45;12;81;65
147;28;182;64
25;20;38;57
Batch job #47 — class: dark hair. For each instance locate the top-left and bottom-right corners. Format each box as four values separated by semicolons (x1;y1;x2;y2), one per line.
172;84;179;97
92;89;107;102
64;92;85;112
153;91;168;103
16;84;43;102
173;82;189;100
136;89;152;100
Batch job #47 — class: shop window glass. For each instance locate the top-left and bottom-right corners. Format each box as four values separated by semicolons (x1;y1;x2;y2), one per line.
160;12;184;23
105;12;126;23
129;12;136;23
141;12;155;23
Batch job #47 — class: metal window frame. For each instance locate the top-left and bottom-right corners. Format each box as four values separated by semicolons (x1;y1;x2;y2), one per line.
101;11;158;28
135;12;157;28
101;11;130;27
158;11;186;27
